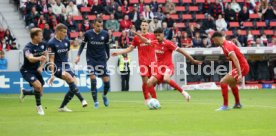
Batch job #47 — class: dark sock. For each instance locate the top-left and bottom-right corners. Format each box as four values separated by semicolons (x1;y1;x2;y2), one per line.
91;79;97;102
34;91;41;106
60;90;74;108
23;89;34;95
103;81;110;96
68;82;84;102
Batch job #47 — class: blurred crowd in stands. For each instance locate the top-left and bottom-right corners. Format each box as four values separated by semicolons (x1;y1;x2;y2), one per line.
9;0;276;49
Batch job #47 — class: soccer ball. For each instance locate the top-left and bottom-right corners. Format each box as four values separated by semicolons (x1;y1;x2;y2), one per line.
147;98;161;110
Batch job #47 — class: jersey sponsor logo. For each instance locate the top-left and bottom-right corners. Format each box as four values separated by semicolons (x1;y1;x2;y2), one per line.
90;41;105;45
140;43;150;47
57;48;69;53
155;50;164;54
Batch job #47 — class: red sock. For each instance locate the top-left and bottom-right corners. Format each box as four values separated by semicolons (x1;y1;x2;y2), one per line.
142;83;150;100
148;86;157;99
168;80;183;93
220;83;229;106
231;86;240;104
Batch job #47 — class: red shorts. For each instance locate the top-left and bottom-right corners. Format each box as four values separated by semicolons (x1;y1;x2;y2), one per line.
154;64;174;83
229;65;250;81
139;63;158;77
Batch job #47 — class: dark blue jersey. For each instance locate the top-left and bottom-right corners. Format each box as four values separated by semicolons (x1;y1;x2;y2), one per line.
21;42;47;71
47;37;70;68
78;29;110;64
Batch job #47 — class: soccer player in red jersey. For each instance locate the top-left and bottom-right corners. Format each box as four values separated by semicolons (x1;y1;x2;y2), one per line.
112;20;157;103
212;32;250;111
133;27;202;101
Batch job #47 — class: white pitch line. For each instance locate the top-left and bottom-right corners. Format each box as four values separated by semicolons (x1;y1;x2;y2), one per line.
0;96;276;109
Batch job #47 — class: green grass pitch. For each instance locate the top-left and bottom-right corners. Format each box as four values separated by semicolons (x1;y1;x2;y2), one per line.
0;89;276;136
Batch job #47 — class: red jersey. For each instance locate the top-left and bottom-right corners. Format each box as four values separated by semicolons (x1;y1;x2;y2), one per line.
152;39;178;66
131;33;156;66
221;40;249;69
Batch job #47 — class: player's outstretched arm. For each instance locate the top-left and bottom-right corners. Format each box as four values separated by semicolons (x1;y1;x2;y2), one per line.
26;52;46;63
75;41;86;64
37;51;48;74
176;48;202;65
131;30;151;44
48;54;55;86
111;46;135;56
229;52;242;82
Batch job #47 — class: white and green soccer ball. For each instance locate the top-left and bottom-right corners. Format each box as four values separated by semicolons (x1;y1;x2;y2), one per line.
147;98;161;110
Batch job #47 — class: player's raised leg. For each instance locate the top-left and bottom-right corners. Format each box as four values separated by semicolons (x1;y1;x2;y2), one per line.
31;80;44;115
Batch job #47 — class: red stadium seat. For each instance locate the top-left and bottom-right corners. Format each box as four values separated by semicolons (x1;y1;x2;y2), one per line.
102;15;110;20
243;22;253;27
172;0;180;3
73;16;83;21
80;7;91;12
236;0;244;2
249;14;259;19
113;32;122;37
251;30;260;35
189;6;199;12
195;0;205;3
157;0;166;4
170;14;179;20
225;31;233;36
210;0;216;2
182;0;192;3
175;6;186;12
195;14;205;20
264;30;273;35
70;32;79;38
256;22;266;27
87;15;96;20
144;0;151;4
269;21;276;27
223;0;231;2
189;22;197;27
229;22;239;27
129;0;139;4
182;14;193;20
240;30;247;35
176;23;185;28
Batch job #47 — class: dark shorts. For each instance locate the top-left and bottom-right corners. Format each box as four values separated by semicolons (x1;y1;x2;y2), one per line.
54;67;75;79
87;61;109;77
20;68;45;87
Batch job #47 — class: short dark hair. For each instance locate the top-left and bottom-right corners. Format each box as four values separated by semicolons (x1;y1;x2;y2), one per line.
55;23;67;31
141;19;149;24
154;27;163;34
93;18;103;24
30;28;42;39
211;31;224;39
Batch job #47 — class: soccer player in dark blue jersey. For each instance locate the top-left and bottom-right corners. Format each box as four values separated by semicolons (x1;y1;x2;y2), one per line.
75;18;110;108
48;24;87;112
19;28;47;115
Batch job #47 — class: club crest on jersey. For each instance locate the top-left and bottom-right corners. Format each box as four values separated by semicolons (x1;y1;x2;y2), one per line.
31;76;35;81
65;43;68;47
41;45;45;50
101;36;104;40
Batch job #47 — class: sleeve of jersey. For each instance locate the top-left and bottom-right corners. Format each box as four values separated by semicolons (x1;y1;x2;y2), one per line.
167;41;178;51
77;32;88;56
24;47;32;57
47;42;55;55
131;36;138;48
225;44;235;57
